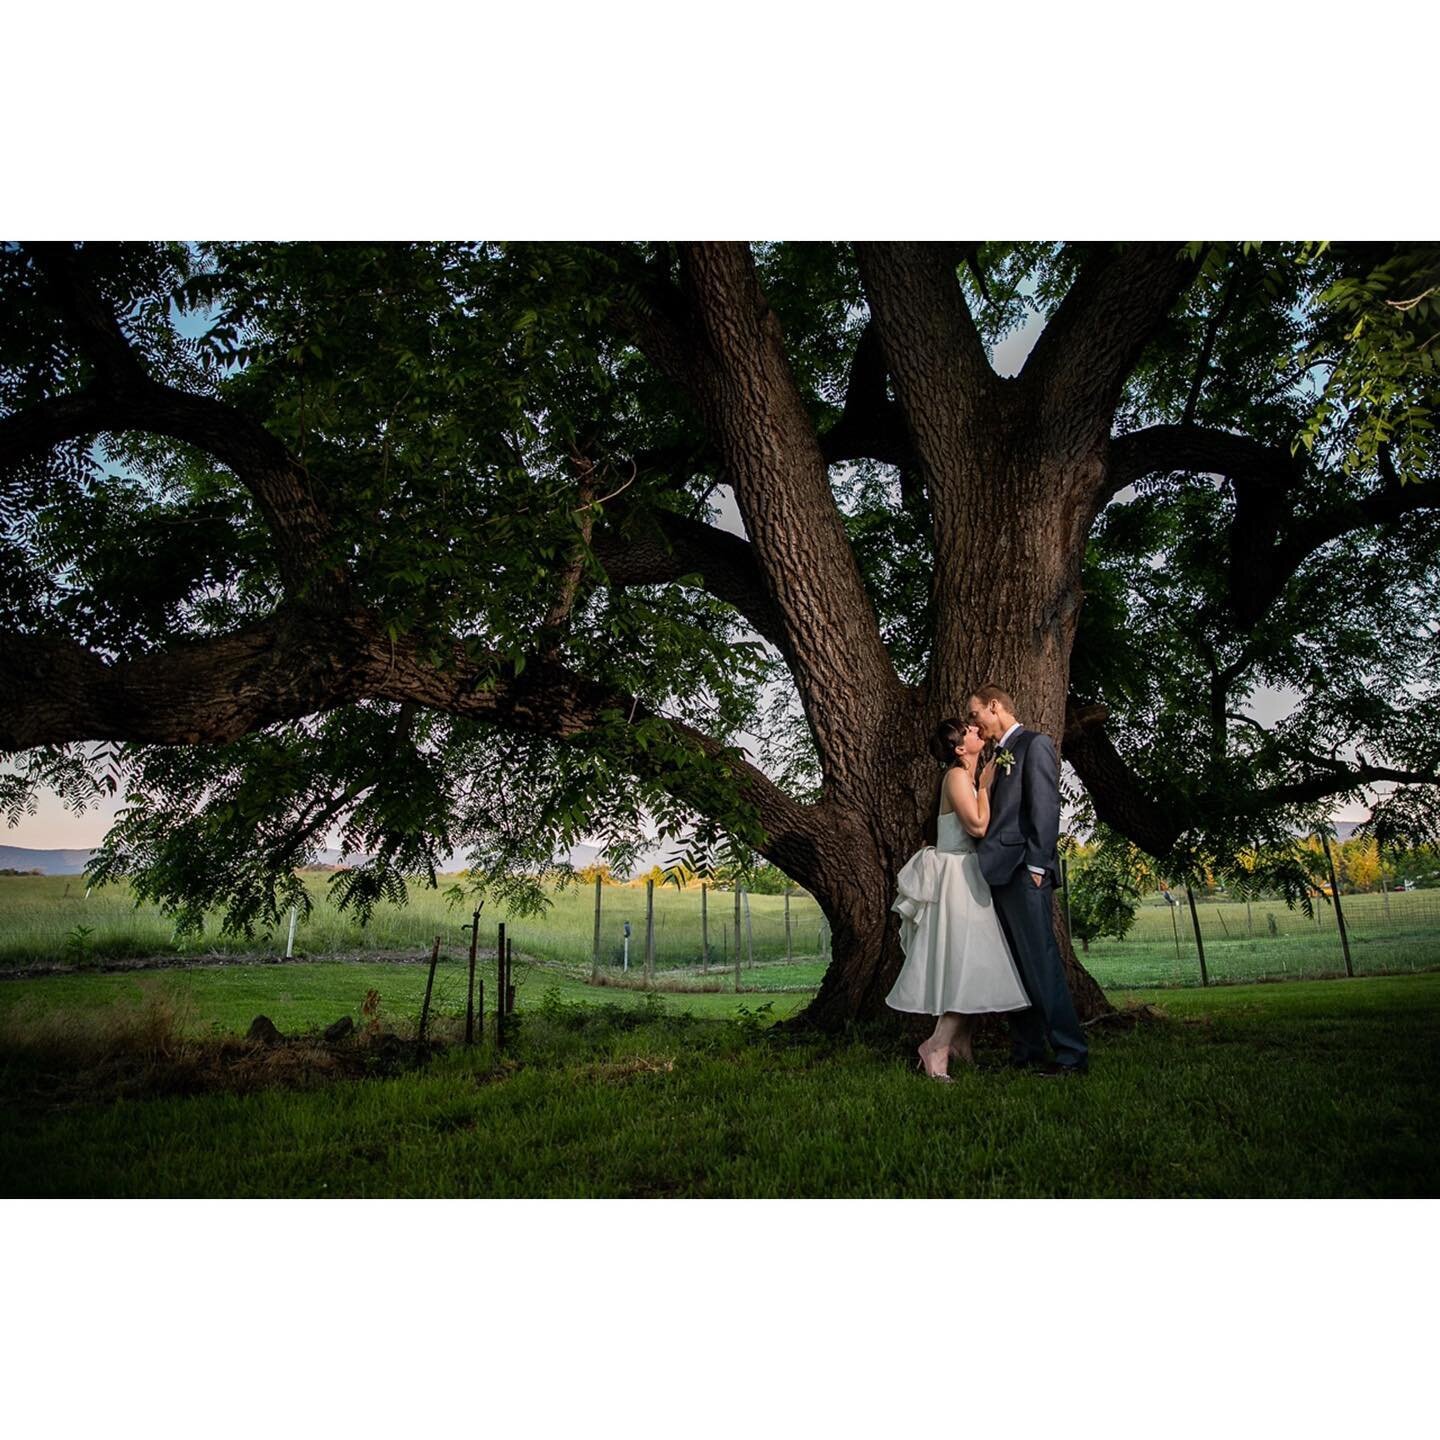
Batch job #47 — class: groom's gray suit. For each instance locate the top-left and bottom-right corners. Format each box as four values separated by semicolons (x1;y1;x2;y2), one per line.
976;727;1088;1070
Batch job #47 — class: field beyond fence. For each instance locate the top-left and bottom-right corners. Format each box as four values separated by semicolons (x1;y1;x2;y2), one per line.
2;873;1437;993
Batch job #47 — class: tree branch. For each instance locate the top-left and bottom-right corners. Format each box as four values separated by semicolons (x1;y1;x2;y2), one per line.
591;507;787;652
5;245;340;597
1105;422;1439;626
1062;699;1184;855
1064;694;1440;861
670;242;902;792
853;244;995;469
1181;261;1241;428
1106;423;1299;498
1022;243;1201;454
592;243;704;396
1;609;827;887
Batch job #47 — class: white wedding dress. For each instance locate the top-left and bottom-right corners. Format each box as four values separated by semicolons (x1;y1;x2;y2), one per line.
885;794;1031;1016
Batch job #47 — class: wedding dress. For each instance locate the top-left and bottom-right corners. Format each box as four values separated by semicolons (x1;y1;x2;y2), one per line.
885;795;1031;1016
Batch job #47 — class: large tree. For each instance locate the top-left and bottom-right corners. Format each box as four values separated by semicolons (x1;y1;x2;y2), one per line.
2;241;1436;1027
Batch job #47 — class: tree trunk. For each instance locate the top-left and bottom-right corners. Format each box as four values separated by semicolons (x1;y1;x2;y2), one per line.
783;433;1114;1031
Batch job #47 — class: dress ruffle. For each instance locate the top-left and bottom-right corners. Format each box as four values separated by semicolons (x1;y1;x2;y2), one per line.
886;817;1031;1017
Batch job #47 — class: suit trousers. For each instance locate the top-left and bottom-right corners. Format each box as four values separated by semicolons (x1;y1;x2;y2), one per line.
991;874;1088;1068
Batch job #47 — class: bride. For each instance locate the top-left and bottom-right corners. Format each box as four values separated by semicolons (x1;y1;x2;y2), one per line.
886;718;1032;1080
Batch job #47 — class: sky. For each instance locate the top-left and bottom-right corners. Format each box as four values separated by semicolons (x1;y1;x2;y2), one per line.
4;265;1374;855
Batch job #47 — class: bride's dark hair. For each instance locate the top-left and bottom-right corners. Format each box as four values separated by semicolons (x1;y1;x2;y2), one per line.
929;718;968;767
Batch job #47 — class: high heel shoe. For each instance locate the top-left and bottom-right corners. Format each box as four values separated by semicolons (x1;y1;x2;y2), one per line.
916;1046;953;1083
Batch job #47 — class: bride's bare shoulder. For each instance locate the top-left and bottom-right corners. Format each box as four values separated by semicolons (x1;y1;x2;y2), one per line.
939;766;973;814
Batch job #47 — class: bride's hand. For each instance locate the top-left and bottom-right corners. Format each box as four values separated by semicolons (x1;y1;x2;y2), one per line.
979;759;997;790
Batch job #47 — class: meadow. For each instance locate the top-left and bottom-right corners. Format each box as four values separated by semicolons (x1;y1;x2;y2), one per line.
0;872;829;973
1;960;1435;1197
3;872;1437;994
3;865;1437;1198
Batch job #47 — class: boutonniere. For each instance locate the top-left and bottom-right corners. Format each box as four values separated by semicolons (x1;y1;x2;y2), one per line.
995;748;1017;773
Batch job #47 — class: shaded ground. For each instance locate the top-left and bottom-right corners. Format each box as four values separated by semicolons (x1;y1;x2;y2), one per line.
1;971;1436;1197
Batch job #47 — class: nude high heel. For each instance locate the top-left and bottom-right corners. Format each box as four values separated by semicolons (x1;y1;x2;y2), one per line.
917;1044;953;1082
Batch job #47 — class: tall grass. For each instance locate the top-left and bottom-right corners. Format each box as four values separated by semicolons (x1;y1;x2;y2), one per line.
0;873;827;971
4;873;1437;993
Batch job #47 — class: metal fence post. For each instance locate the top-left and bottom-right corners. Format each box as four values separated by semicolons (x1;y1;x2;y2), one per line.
743;885;754;969
733;886;742;992
1060;855;1072;946
496;921;506;1050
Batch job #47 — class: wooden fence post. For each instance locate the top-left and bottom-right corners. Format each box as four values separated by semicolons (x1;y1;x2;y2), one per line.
701;883;709;973
591;875;603;984
1322;833;1355;977
1185;884;1209;986
465;903;483;1045
645;878;655;984
419;934;441;1043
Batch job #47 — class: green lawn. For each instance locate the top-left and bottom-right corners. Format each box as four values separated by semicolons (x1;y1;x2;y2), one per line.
2;962;1435;1198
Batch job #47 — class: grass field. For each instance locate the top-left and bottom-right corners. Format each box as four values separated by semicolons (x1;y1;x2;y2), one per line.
0;873;829;972
1;958;1436;1197
6;873;1438;993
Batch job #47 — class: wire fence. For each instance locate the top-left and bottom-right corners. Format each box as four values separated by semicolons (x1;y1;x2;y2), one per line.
5;873;1436;999
1081;889;1440;990
511;881;833;976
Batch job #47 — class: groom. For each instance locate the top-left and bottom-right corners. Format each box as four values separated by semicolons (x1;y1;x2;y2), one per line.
966;685;1089;1075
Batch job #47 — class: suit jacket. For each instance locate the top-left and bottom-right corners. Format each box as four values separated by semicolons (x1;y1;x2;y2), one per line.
976;727;1062;889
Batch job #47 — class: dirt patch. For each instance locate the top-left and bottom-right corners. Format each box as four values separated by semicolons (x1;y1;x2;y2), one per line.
575;1055;677;1084
4;1032;441;1110
0;986;441;1109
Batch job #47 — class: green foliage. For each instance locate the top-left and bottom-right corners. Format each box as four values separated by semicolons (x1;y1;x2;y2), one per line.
1294;244;1440;488
62;924;95;965
1062;831;1145;950
4;240;1437;936
1070;241;1440;870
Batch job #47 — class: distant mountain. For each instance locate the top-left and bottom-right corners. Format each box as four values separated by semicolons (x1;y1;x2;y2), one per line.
2;824;1376;882
0;846;94;875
